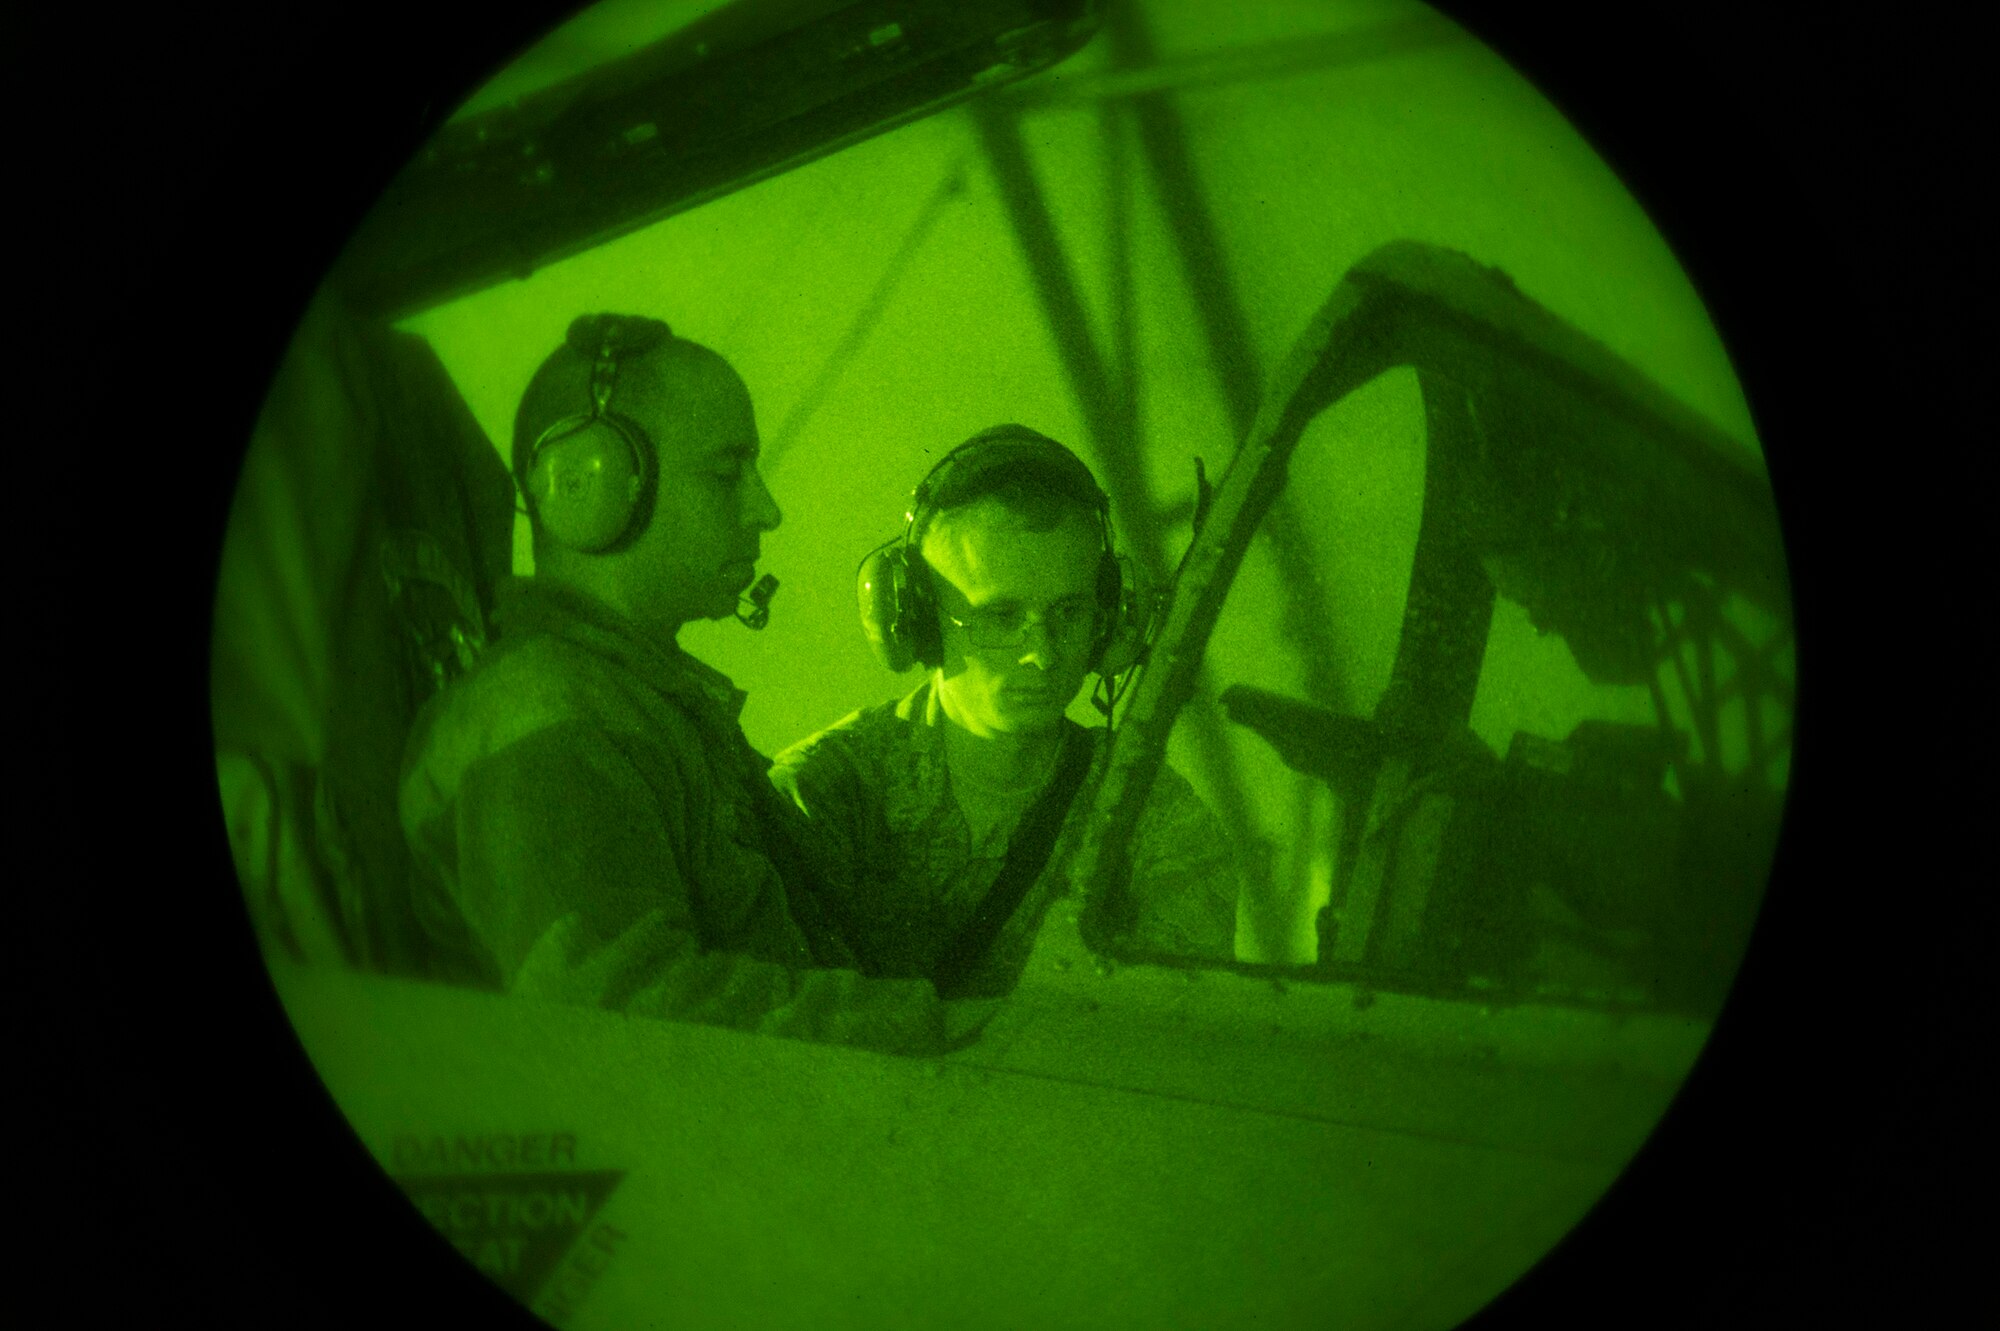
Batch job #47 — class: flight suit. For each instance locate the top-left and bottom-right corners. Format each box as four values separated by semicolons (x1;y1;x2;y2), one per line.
401;578;951;1054
770;678;1240;997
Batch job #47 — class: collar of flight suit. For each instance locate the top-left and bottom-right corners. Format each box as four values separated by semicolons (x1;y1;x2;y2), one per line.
892;673;1097;790
491;576;752;731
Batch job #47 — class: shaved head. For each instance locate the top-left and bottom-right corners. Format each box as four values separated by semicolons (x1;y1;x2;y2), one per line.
511;318;781;633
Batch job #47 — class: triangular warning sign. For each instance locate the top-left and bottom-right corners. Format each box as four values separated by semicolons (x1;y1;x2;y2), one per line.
395;1170;625;1302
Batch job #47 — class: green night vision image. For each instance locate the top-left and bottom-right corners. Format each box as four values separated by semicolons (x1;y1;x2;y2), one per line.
208;1;1795;1327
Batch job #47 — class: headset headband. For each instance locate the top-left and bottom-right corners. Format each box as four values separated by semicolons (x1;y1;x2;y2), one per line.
906;426;1111;549
589;341;619;415
564;313;670;419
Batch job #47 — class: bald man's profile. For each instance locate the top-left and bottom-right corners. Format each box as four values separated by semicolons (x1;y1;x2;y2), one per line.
398;314;987;1055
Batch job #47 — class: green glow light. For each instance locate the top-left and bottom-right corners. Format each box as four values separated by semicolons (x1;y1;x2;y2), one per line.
211;2;1794;1327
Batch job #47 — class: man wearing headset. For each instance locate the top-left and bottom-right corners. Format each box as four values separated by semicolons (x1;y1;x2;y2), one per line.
399;314;987;1054
770;425;1240;999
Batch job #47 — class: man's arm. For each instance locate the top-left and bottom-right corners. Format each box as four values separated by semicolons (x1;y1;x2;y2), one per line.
432;721;961;1054
766;736;890;965
766;737;864;871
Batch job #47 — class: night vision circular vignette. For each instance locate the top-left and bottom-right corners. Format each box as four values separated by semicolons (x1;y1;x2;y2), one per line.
209;2;1795;1328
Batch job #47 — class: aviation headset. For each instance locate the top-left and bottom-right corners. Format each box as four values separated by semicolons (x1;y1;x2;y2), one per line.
857;425;1148;677
513;313;672;554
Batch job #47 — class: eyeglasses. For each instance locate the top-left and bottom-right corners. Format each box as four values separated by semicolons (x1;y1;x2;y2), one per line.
944;599;1099;650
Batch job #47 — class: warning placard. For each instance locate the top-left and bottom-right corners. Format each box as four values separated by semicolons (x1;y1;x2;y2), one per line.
390;1132;625;1312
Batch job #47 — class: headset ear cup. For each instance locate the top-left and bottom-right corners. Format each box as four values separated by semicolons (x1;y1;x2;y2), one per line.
858;541;917;672
1092;553;1149;678
527;419;642;553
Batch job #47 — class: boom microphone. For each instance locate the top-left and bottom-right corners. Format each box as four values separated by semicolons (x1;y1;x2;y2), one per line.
736;573;779;630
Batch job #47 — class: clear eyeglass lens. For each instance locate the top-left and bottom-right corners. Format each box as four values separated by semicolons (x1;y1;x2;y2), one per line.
957;602;1096;649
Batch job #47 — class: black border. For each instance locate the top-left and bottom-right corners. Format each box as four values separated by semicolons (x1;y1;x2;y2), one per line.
73;2;1975;1326
1447;5;1976;1326
81;7;578;1327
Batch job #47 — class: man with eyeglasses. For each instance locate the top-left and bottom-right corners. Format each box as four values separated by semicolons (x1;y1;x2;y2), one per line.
770;425;1239;999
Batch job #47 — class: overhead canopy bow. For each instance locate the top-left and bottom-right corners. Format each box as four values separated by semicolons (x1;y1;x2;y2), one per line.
1068;241;1790;958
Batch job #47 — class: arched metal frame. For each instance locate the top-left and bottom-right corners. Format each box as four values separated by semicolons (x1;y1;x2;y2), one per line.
1070;240;1793;1015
